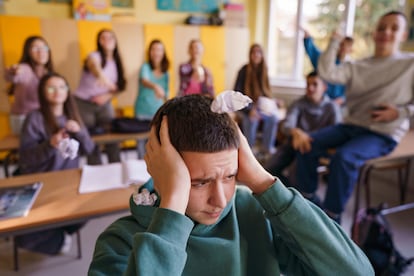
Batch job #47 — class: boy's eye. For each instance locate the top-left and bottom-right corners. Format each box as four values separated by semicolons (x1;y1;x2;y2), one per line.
191;180;210;187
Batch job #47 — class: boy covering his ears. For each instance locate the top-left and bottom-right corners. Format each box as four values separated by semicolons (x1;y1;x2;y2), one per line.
89;94;372;275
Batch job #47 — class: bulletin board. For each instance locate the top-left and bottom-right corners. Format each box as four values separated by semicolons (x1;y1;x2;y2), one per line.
157;0;226;13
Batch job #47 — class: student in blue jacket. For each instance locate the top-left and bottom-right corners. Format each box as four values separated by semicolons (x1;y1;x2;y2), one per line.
303;28;353;106
88;94;373;276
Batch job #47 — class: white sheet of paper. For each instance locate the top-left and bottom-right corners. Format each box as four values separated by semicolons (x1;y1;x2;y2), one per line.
78;160;150;194
122;159;151;186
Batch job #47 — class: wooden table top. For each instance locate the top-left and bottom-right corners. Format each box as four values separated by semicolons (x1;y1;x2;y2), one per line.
0;168;136;237
0;131;150;152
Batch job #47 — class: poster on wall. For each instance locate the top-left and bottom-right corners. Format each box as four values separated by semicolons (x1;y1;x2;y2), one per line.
112;0;133;8
73;0;111;21
39;0;71;3
157;0;226;13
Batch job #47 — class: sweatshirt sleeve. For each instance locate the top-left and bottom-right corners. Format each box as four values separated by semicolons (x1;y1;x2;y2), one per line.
318;38;352;85
127;208;194;276
281;101;300;136
18;112;59;172
72;126;95;155
88;208;194;276
4;63;32;83
304;37;321;69
255;181;374;276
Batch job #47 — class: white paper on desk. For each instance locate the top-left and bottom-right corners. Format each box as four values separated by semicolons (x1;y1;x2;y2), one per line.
78;159;151;194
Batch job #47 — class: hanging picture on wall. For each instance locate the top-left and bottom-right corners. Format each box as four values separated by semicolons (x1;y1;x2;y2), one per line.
39;0;71;3
112;0;133;8
73;0;111;21
157;0;226;13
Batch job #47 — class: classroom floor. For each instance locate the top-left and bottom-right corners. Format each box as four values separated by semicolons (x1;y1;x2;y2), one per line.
0;151;413;276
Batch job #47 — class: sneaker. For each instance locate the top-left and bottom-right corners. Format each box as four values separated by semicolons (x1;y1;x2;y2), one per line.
59;233;72;254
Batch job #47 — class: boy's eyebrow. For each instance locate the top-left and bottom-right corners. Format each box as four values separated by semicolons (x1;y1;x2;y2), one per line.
191;177;214;183
191;170;238;182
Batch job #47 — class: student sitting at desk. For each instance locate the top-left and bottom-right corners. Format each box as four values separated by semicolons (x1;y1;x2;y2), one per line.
16;72;95;255
88;94;373;275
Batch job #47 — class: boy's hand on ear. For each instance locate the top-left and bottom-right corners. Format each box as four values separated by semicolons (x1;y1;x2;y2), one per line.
236;128;275;195
144;117;190;214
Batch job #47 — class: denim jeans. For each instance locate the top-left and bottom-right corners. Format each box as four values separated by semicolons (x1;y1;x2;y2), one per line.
296;124;397;214
240;111;278;152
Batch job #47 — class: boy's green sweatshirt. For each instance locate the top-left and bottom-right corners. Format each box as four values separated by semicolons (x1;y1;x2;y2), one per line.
89;180;373;276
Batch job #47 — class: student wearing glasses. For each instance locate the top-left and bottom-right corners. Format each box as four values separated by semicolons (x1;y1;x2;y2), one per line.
16;72;95;255
4;36;54;135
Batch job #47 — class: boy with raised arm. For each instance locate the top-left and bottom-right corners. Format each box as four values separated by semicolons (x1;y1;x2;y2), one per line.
88;94;372;275
296;11;414;223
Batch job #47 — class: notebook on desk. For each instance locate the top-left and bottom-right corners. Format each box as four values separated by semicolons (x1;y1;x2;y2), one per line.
0;182;43;220
78;159;151;194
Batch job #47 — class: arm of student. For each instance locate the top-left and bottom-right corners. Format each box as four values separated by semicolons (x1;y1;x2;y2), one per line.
88;207;194;276
332;101;343;123
144;117;191;214
203;67;215;97
303;36;321;69
234;65;246;92
139;63;166;99
85;54;117;91
282;101;300;137
291;128;312;154
19;113;60;171
4;63;31;83
255;182;374;275
318;35;351;85
70;125;96;155
177;64;187;97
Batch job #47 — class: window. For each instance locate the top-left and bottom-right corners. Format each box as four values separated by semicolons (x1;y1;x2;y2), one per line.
267;0;406;86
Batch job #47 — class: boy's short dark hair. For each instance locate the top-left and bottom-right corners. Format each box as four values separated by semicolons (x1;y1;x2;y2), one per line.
151;94;240;153
343;36;354;44
306;70;319;79
381;10;407;22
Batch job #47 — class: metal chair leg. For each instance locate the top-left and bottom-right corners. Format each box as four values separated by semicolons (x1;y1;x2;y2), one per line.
76;230;82;259
13;236;19;271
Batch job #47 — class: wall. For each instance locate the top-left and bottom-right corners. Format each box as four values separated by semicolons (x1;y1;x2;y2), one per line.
0;15;249;138
3;0;261;43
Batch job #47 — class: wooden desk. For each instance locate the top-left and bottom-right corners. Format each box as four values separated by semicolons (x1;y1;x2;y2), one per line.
0;132;150;153
0;135;19;152
0;168;135;237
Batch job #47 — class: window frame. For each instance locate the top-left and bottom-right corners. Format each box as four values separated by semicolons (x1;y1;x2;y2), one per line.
267;0;356;88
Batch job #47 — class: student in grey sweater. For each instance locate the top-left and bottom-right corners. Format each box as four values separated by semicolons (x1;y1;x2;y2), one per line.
89;94;373;276
17;72;95;255
296;10;414;223
265;71;342;187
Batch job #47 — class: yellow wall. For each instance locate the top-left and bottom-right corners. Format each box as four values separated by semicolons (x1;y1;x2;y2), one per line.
3;0;257;41
0;0;254;139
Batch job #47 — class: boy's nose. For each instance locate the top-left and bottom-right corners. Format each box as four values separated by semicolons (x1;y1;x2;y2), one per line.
209;182;227;209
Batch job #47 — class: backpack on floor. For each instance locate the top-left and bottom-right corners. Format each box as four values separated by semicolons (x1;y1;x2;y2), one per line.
351;204;414;275
111;118;151;133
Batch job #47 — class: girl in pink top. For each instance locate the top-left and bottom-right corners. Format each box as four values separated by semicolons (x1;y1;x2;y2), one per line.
74;29;126;164
178;39;214;97
4;36;54;135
